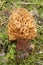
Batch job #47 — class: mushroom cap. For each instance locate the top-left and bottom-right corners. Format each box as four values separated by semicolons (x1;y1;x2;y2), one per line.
7;8;37;40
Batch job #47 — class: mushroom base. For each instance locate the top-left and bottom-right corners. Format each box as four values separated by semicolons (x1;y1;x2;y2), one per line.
16;39;35;60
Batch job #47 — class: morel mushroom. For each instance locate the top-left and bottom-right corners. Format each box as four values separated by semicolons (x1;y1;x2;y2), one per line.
7;8;37;40
7;8;37;59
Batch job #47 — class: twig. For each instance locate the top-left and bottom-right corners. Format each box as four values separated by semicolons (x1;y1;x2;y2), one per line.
11;2;43;5
33;39;43;49
37;25;43;29
33;15;43;22
0;18;9;26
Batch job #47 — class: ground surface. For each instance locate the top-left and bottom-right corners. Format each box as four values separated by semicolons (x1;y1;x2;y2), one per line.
0;0;43;65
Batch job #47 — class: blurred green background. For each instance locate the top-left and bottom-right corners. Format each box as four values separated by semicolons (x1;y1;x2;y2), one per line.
0;0;43;65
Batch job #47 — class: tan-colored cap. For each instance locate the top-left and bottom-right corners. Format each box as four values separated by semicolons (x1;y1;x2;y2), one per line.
7;8;37;40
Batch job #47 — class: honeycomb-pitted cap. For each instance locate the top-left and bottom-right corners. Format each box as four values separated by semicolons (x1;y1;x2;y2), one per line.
7;8;37;40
